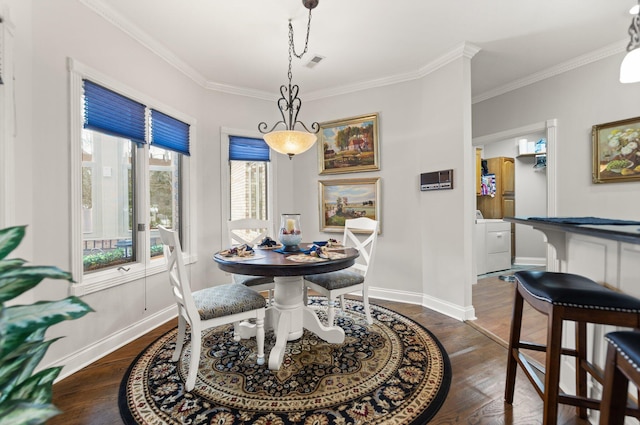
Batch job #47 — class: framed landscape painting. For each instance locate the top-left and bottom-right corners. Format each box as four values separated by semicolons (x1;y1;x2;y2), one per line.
319;177;380;233
592;116;640;183
318;113;380;175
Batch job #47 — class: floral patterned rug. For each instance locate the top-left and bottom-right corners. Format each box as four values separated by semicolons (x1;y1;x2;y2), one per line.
119;298;451;424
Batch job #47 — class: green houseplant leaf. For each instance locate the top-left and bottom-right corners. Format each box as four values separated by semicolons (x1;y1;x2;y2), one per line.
2;299;93;353
0;339;58;405
0;266;73;304
0;400;61;425
0;226;25;260
0;226;93;424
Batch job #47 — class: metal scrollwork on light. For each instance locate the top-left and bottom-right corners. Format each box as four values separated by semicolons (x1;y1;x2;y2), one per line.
258;0;320;158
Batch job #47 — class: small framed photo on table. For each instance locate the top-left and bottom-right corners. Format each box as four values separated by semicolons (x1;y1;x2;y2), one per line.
319;178;380;233
592;116;640;183
318;113;380;175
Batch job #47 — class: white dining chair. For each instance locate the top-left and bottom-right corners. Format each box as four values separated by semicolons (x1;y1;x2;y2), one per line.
304;217;379;326
227;218;275;304
158;226;266;392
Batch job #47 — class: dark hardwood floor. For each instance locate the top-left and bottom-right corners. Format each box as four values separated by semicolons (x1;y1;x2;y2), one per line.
48;287;591;424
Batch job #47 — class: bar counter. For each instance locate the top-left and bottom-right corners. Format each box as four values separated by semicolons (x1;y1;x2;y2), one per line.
505;216;640;246
504;216;640;402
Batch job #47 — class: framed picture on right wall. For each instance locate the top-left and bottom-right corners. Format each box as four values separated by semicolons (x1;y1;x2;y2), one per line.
592;116;640;183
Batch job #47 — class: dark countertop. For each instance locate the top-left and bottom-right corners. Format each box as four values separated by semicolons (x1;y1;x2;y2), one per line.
504;217;640;246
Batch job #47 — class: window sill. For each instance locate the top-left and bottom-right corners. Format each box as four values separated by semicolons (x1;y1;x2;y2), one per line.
70;253;197;296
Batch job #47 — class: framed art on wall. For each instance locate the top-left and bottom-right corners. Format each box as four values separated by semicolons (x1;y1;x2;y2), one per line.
319;177;380;233
318;113;380;175
592;116;640;183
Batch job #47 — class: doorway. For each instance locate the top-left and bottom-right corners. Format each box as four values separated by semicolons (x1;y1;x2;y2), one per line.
469;120;558;335
472;119;557;272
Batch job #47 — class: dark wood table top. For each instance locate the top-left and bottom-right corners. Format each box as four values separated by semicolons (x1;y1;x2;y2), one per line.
505;216;640;245
213;246;360;277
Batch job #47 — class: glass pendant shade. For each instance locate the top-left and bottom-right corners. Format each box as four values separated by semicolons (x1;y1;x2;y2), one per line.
620;48;640;83
263;130;317;158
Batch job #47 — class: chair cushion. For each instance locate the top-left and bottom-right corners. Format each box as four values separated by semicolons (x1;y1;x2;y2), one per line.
192;283;266;320
605;331;640;373
515;271;640;313
304;270;364;290
233;274;275;287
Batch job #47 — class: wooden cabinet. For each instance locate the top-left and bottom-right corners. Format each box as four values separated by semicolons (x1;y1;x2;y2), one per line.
501;158;515;195
477;157;515;219
477;156;515;260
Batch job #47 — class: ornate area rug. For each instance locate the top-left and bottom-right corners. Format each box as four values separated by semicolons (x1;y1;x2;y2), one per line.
119;298;451;424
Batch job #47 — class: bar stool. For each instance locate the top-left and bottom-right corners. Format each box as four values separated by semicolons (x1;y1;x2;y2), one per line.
505;270;640;425
599;331;640;424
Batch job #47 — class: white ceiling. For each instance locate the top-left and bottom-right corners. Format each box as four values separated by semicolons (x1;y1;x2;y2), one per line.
84;0;634;101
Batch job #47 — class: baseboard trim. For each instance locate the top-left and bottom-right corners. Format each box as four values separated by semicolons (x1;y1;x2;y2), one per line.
47;305;178;382
513;257;546;266
51;286;471;382
422;293;474;321
367;287;424;306
367;286;471;321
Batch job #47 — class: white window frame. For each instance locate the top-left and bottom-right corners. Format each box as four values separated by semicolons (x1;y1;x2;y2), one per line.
68;58;197;296
220;127;277;247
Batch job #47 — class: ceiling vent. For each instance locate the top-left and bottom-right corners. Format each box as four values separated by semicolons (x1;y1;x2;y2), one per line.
305;55;325;69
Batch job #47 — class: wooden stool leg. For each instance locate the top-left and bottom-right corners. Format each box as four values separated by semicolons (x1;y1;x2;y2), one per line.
575;321;588;418
599;343;628;425
505;286;524;404
543;308;563;425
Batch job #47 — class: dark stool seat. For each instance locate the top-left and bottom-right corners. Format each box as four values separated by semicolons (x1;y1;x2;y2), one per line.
599;331;640;424
505;270;640;425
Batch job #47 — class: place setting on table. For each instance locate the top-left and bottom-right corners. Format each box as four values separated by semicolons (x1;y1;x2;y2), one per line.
214;213;352;268
213;213;362;371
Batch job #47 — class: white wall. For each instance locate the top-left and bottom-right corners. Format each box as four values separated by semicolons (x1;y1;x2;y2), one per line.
296;51;477;320
1;0;511;379
473;53;640;218
8;0;290;377
0;0;34;279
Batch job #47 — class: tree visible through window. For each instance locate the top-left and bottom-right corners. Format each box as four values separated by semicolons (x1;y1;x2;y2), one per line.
149;145;180;258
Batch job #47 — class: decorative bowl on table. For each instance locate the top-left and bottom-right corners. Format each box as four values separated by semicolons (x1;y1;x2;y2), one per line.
279;213;302;252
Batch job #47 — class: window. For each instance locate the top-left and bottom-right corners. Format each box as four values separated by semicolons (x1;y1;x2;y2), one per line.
69;59;196;295
149;109;190;259
229;136;270;221
148;145;180;259
81;130;137;272
221;131;277;245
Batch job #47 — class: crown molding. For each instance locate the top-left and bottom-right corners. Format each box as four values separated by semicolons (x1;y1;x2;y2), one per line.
305;42;481;100
81;0;282;100
472;40;627;104
79;0;626;104
203;80;277;101
80;0;207;86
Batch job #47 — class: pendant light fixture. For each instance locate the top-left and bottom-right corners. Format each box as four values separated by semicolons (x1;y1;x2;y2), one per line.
258;0;320;159
620;0;640;83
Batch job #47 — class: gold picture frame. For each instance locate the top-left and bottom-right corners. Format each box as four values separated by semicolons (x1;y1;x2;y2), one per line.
318;113;380;175
319;177;380;233
592;116;640;183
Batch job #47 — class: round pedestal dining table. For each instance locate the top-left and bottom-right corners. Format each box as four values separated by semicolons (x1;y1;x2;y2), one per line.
213;244;359;370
